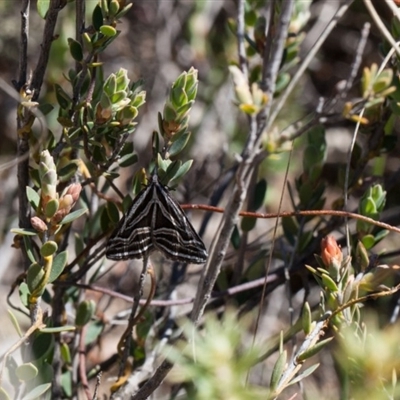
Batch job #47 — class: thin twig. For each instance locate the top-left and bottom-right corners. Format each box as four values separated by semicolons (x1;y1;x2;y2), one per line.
31;0;65;100
274;313;331;396
78;325;92;400
364;0;400;59
237;0;248;79
75;0;85;73
17;0;30;90
117;256;150;379
58;271;281;309
0;309;45;388
268;0;355;130
181;205;400;235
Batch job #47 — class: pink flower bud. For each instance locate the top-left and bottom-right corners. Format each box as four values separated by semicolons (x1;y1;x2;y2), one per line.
31;216;48;232
64;183;81;203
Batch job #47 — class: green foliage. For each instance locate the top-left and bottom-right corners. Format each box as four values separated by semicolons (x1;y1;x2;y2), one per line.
165;312;269;399
4;0;400;399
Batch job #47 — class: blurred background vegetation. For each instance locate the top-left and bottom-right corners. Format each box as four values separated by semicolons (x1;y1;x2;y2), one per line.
1;0;400;399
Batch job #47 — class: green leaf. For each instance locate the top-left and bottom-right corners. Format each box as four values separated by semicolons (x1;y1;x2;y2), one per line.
270;350;287;392
44;199;59;219
37;0;50;19
26;187;40;210
40;241;58;257
60;208;88;225
361;234;375;250
54;84;71;110
163;103;177;122
302;302;312;335
31;332;54;364
241;216;257;232
252;179;267;210
115;3;133;19
297;338;333;362
15;363;38;381
58;162;79;182
19;282;30;308
23;383;52;400
27;263;44;294
68;38;83;62
60;342;72;364
39;325;76;333
168;160;193;187
7;309;23;337
92;4;104;31
111;90;127;103
100;25;117;37
10;228;37;236
119;152;138;167
157;154;170;174
49;251;68;282
61;370;73;398
75;300;96;327
288;363;320;386
321;273;338;292
109;0;120;16
107;201;120;224
162;160;182;184
169;132;191;157
85;321;104;345
23;235;37;264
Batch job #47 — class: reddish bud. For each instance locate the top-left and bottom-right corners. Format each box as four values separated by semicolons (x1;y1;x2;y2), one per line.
321;236;343;266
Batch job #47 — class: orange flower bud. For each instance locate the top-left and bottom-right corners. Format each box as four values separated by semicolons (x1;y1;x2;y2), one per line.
321;235;343;268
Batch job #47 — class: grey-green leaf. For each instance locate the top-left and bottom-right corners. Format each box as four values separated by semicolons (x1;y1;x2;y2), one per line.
23;383;52;400
26;187;40;210
60;208;88;225
49;251;68;283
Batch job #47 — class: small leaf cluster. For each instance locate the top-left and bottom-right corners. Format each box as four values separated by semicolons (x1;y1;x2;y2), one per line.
307;235;399;327
343;63;395;125
12;151;84;308
155;67;200;186
356;184;388;249
335;317;400;399
245;0;311;84
55;67;145;172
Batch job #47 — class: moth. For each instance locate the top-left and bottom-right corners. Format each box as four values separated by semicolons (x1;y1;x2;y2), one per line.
106;173;208;264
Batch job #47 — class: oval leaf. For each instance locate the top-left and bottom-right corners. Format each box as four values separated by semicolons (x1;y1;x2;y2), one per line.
15;363;38;382
49;251;68;282
40;241;58;257
60;208;88;225
26;187;40;210
100;25;117;37
27;263;44;294
23;383;51;400
169;132;191;157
